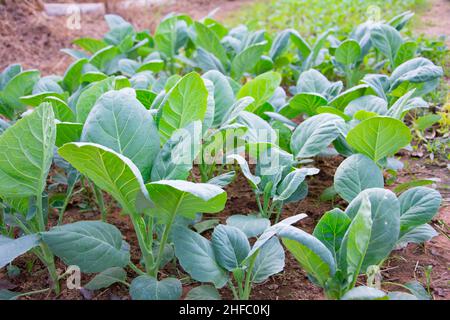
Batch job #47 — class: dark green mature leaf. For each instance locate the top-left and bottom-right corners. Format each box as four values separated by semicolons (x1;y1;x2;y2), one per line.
279;225;336;287
84;267;127;290
289;93;328;116
346;117;411;163
290;113;344;158
226;214;270;238
0;235;40;269
186;285;221;300
130;276;182;300
154;15;191;58
251;237;285;283
398;187;442;234
82;89;159;181
345;188;400;269
76;77;115;123
58;142;150;214
237;71;281;113
396;224;438;247
158;72;208;144
193;22;229;67
202;70;235;127
146;180;227;222
334;154;384;202
212;225;250;271
344;95;388;117
341;286;388;300
42;221;130;273
173;227;228;288
335;39;361;66
0;103;55;198
371;24;403;66
313;209;351;258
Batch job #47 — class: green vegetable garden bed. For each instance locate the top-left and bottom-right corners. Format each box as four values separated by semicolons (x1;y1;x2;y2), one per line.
0;1;448;301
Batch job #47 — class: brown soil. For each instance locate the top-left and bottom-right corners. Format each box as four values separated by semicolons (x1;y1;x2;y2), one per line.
416;0;450;47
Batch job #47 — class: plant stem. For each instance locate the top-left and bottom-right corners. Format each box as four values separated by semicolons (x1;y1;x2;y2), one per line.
256;195;265;216
92;183;107;222
14;287;51;299
151;214;176;277
129;262;146;276
227;280;239;300
274;202;283;223
130;213;154;274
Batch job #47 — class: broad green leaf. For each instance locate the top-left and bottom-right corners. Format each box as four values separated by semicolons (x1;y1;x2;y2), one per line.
202;70;235;127
193;22;229;67
341;286;388;300
339;194;372;286
146;180;227;222
41;221;130;273
58;142;150;213
251;237;285;283
275;167;320;201
0;64;22;90
158;72;208;144
56;122;83;147
186;285;221;300
43;96;76;122
398;187;442;234
237;71;281;113
0;289;20;300
76;77;115;123
394;41;417;67
370;24;403;66
415;114;441;131
346;117;411;163
313;208;351;258
344;95;388;117
335;39;361;66
226;214;270;238
173;227;228;288
404;280;432;300
0;103;55;198
290;114;344;158
151;121;201;181
130;276;182;300
154;15;191;58
345;188;400;269
0;70;40;118
89;46;120;73
231;42;267;80
82;89;160;181
296;69;331;94
334;154;384;202
279;225;336;287
396;224;438;247
237;111;278;144
84;267;127;290
212;225;250;271
269;29;292;61
227;154;261;189
207;171;236;188
0;234;40;269
73;37;108;54
393;179;434;194
288;93;328;116
329;84;370;111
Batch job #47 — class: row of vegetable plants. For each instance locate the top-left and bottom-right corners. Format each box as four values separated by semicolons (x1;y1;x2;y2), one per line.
0;10;444;300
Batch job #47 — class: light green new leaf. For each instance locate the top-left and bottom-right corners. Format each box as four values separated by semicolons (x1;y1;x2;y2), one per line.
290;113;344;158
289;93;328;116
56;122;83;147
43;96;75;122
346;117;411;163
146;180;227;222
334;154;384;203
345;188;400;269
173;227;228;288
339;194;372;286
0;103;55;198
335;39;361;66
130;276;182;300
158;72;208;144
58;142;150;213
63;58;88;93
41;221;130;273
82;89;160;181
370;24;403;66
193;22;229;67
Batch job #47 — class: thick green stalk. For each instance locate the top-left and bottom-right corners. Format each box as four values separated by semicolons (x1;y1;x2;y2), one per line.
151;213;176;277
129;212;154;274
92;183;107;222
242;253;258;300
57;182;76;225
